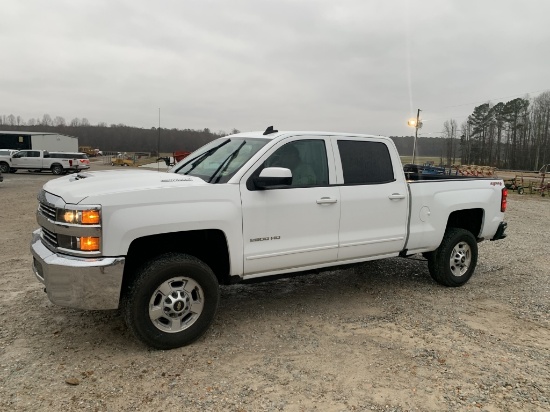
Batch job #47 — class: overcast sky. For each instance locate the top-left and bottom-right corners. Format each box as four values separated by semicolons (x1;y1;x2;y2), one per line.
2;0;549;137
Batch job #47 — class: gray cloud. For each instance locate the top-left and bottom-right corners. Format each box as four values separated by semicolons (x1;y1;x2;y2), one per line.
1;0;549;136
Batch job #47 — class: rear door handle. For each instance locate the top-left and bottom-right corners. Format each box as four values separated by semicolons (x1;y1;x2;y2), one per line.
316;197;338;204
388;193;406;200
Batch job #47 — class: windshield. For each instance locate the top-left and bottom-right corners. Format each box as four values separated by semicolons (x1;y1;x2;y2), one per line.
171;138;268;183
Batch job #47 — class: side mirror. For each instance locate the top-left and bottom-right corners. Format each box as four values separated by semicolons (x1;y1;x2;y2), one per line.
253;167;292;190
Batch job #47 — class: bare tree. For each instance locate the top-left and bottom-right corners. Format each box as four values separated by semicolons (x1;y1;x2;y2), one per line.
41;114;53;126
81;118;90;126
27;118;37;126
7;114;16;126
53;116;66;127
70;118;81;127
442;119;458;165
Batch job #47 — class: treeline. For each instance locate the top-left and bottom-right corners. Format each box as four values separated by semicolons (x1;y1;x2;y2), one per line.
0;117;237;154
442;91;550;170
3;97;548;171
389;135;446;159
0;113;447;158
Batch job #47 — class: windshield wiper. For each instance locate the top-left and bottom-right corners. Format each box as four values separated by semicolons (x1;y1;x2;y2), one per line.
208;141;246;183
182;139;230;175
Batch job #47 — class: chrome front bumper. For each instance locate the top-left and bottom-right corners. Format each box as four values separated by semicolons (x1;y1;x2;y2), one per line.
31;229;125;310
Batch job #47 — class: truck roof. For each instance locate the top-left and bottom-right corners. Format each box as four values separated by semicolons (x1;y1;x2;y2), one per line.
230;130;387;140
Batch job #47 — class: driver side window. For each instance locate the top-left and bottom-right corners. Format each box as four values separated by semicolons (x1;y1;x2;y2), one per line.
264;140;328;187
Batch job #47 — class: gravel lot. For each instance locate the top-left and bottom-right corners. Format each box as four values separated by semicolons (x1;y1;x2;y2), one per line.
0;164;548;412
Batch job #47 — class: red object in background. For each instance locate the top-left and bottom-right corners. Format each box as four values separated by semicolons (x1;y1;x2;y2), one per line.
173;151;191;163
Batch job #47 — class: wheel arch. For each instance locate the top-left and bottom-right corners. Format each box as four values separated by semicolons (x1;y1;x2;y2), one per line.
50;162;64;172
446;208;484;238
121;229;231;296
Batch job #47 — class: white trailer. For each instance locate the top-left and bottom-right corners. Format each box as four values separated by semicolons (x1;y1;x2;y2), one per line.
0;131;78;152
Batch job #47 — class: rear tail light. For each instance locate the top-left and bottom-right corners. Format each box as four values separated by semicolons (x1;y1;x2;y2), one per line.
501;187;508;212
69;160;73;166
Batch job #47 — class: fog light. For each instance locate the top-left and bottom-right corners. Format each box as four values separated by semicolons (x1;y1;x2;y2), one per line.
80;237;100;251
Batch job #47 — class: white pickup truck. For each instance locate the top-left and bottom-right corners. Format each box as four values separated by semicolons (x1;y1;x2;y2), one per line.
31;129;508;349
0;150;74;175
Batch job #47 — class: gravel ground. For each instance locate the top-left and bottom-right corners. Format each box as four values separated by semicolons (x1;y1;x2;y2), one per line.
0;165;548;412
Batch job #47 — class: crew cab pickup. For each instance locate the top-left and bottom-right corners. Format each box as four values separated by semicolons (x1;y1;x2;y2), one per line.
0;150;75;175
31;129;508;349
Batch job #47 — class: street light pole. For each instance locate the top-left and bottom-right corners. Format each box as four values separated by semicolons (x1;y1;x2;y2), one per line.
411;109;421;165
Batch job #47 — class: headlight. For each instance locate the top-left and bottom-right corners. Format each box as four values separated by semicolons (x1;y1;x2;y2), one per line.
57;209;101;225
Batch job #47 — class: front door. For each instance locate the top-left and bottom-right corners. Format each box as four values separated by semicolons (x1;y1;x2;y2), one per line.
240;138;340;276
12;150;41;169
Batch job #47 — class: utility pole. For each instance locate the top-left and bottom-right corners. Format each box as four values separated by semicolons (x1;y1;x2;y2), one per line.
157;108;160;172
408;109;422;164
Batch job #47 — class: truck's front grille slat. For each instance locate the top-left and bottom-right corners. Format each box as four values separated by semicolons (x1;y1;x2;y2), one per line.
41;227;58;248
39;202;56;220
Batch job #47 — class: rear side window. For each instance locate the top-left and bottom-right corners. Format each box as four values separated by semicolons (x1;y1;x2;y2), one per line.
337;140;394;184
50;153;87;159
50;153;67;158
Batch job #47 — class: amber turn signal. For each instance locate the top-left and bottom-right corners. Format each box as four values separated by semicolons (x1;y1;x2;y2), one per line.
80;237;100;251
81;210;100;224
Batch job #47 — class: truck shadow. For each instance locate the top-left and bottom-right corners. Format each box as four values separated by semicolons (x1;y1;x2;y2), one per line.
34;257;455;351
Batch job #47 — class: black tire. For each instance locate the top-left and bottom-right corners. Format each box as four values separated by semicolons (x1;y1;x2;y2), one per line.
0;162;9;173
517;187;525;195
122;253;220;350
427;228;478;287
51;164;63;175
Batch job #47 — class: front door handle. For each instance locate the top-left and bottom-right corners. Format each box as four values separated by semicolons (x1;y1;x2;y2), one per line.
316;197;338;204
388;193;406;200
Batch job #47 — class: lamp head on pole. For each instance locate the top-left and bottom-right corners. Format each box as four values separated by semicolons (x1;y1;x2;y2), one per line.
407;119;417;127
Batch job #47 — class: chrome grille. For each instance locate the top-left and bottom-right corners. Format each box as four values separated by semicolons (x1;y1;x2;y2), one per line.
41;227;58;248
39;201;56;220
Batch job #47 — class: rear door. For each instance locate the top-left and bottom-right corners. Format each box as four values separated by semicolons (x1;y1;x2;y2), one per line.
333;138;409;261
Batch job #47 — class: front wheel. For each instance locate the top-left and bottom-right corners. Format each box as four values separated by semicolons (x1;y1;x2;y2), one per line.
122;253;220;350
427;228;478;287
0;162;9;173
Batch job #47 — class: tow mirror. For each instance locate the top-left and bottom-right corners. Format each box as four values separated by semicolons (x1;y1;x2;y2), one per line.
253;167;292;189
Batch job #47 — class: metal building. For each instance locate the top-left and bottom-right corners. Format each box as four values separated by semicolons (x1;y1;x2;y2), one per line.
0;131;78;152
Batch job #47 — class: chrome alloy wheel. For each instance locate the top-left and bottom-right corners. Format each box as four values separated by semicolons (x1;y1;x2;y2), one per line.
449;241;471;277
148;277;204;333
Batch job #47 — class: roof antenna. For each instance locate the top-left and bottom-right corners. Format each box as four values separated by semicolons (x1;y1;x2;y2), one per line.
263;126;278;135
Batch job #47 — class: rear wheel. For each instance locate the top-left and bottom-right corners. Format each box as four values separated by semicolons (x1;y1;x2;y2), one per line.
427;228;478;287
51;164;63;175
122;253;220;350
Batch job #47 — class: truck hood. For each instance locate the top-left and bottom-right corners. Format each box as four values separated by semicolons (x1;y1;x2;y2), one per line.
43;170;208;204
